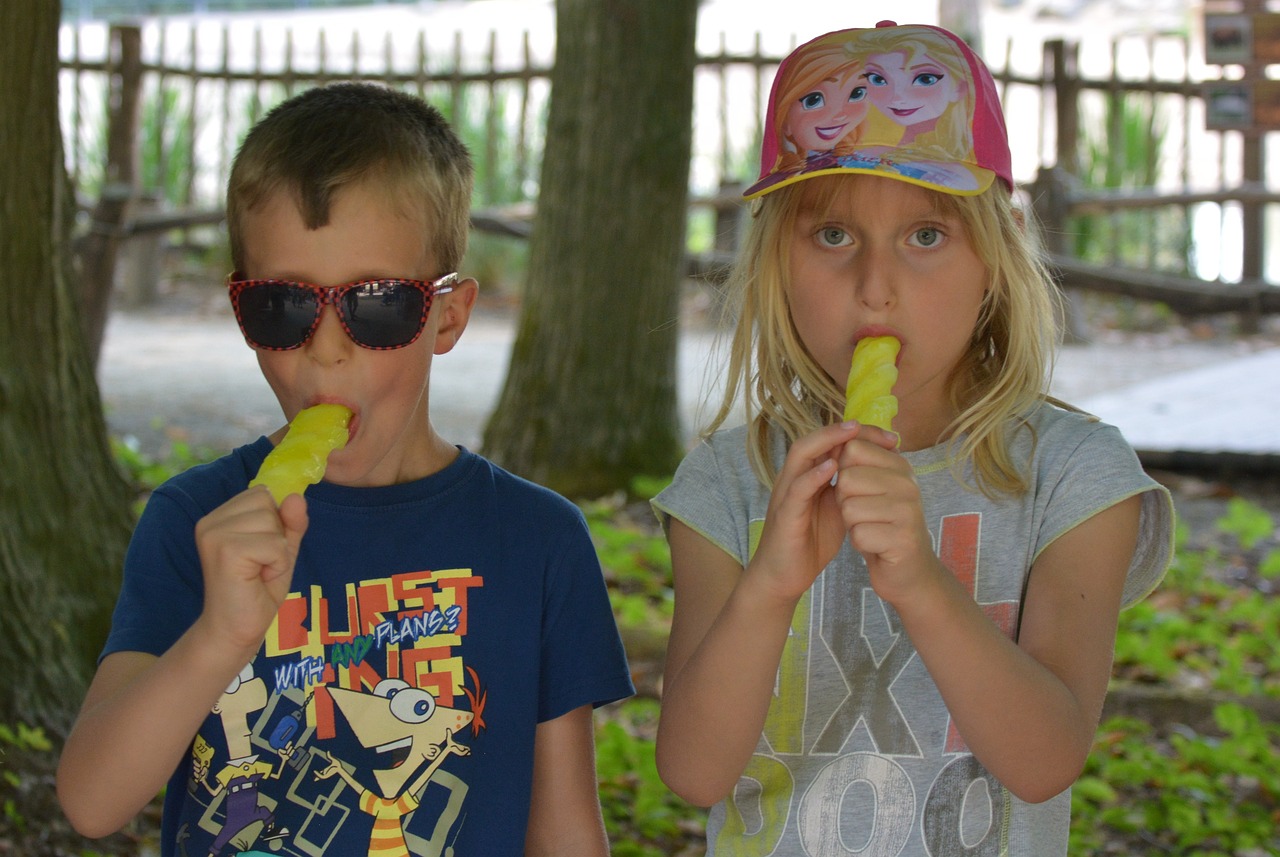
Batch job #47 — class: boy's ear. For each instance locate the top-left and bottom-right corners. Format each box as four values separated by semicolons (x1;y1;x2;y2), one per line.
433;277;479;355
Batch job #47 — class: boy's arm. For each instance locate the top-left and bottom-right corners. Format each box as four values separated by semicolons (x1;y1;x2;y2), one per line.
524;704;610;857
56;623;258;837
57;487;307;837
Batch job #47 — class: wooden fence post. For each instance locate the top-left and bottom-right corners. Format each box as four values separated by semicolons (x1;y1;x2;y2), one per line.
1042;40;1090;342
1047;39;1080;178
77;23;142;368
1239;0;1266;333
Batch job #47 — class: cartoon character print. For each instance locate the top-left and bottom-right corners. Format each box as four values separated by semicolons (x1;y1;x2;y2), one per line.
840;26;983;190
315;675;484;856
181;567;486;856
760;27;985;193
191;664;294;856
859;32;967;146
769;34;871;176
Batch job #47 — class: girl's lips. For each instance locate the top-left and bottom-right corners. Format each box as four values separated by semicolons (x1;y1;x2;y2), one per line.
816;123;847;141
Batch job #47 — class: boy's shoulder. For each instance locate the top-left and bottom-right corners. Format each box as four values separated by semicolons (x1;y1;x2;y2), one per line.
150;436;273;514
462;449;586;521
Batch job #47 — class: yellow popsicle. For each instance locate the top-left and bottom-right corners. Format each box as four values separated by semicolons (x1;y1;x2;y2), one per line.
249;403;353;503
843;336;900;430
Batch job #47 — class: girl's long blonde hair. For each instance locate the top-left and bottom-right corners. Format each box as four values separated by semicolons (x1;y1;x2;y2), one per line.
707;175;1062;497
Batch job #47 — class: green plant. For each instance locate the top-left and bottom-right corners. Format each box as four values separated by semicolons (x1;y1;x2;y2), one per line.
583;495;674;630
1072;705;1280;855
0;723;53;834
1112;503;1280;699
597;699;706;856
1071;91;1194;281
139;82;196;207
1217;497;1277;551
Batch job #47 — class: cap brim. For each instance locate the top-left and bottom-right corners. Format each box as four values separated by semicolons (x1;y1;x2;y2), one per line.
743;156;995;200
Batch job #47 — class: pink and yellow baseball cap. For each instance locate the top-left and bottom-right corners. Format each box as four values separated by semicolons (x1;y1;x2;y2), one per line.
744;20;1012;200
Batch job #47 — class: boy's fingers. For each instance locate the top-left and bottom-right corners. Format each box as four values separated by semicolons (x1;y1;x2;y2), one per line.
278;494;310;547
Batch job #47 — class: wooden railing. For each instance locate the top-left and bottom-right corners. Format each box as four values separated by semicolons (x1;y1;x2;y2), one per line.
61;20;1280;327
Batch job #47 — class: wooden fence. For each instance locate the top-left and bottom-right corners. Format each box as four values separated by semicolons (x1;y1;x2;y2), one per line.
58;17;1280;325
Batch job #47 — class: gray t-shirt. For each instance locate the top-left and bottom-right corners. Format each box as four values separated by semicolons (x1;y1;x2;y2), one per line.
653;404;1173;857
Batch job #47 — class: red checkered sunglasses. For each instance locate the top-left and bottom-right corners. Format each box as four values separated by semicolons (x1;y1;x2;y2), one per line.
227;272;457;351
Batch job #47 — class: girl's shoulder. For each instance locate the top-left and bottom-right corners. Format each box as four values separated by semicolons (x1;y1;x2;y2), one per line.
1019;400;1131;457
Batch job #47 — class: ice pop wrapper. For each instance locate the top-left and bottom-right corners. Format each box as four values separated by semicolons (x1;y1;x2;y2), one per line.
249;403;353;504
843;336;900;431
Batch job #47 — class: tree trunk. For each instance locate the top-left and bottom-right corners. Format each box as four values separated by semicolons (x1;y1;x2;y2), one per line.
481;0;698;498
0;0;136;735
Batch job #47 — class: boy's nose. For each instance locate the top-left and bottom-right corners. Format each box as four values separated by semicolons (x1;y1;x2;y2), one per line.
306;306;352;362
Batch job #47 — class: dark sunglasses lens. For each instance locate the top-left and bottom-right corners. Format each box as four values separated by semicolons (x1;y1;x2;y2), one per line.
237;283;318;349
341;282;427;348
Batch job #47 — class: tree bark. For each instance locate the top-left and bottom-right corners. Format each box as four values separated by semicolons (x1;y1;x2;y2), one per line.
481;0;698;498
0;0;136;735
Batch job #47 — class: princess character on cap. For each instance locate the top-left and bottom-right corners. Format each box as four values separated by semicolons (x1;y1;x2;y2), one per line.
770;35;870;175
652;20;1174;857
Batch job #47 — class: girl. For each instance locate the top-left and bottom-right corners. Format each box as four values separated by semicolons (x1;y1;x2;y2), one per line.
653;21;1173;857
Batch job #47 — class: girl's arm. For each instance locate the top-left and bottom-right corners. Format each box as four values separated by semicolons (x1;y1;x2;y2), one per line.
837;437;1141;802
891;496;1140;802
525;704;610;857
657;422;869;807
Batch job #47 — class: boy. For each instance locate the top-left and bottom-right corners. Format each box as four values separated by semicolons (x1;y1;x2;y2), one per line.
57;82;634;856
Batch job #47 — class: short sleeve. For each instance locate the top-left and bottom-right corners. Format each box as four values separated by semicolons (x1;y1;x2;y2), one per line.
536;510;635;721
651;434;753;566
1034;421;1174;608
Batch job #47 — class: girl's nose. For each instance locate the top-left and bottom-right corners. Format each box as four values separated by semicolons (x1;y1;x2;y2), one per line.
855;248;896;309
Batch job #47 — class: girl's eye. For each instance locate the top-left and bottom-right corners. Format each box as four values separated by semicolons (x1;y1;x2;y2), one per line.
818;227;852;247
849;86;867;103
800;91;826;111
913;72;943;87
910;227;943;248
866;73;887;87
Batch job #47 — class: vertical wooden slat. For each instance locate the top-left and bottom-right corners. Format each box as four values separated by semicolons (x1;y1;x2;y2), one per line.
383;29;395;88
450;31;463;131
184;21;197;208
485;30;499;204
69;24;84;190
284;27;296;97
1107;39;1122;264
217;22;231;201
516;31;531;193
319;28;329;86
251;24;264;125
414;30;427;101
154;21;169;205
718;31;729;181
1239;0;1265;329
753;30;765;176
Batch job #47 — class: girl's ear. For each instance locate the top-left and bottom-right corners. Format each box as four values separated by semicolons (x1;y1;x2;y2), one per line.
1011;205;1027;233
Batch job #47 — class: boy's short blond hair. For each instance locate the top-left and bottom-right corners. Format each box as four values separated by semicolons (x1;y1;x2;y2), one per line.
226;82;474;273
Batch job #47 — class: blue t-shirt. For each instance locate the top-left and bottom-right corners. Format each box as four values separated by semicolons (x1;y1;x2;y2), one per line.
103;439;634;856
